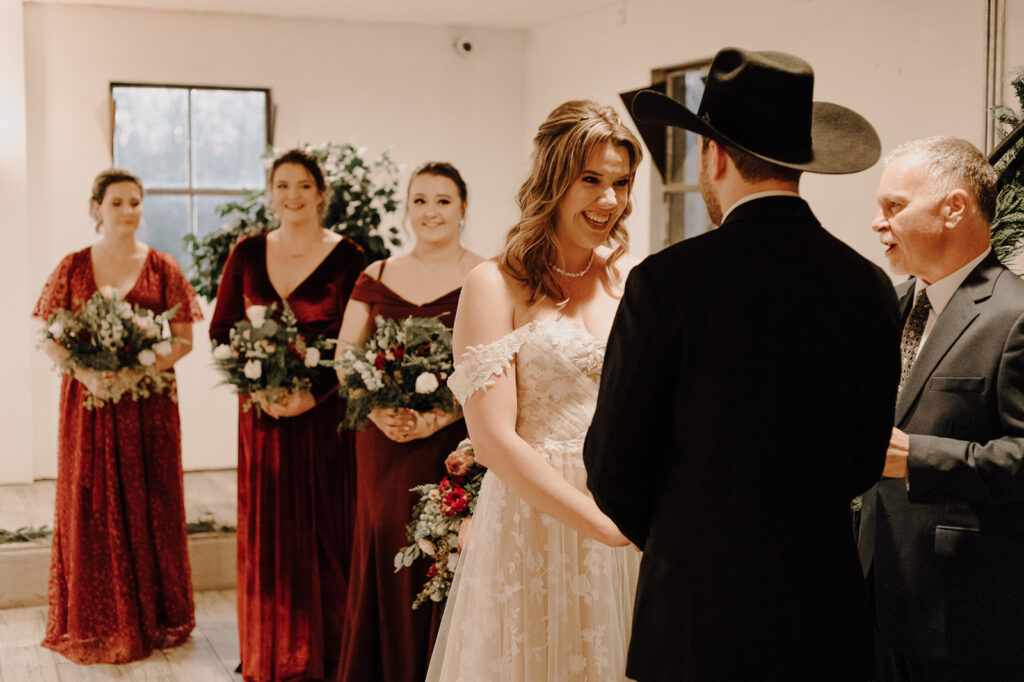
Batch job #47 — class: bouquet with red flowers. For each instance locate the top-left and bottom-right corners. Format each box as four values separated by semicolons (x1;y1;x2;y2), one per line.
394;439;486;609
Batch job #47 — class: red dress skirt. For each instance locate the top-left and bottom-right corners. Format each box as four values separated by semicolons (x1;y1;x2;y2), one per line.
210;234;364;681
34;247;203;664
337;270;467;682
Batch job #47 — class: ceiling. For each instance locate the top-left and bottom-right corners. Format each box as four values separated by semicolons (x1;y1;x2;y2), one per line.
25;0;621;29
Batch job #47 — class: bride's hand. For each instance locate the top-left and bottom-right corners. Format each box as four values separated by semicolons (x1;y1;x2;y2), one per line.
590;512;631;547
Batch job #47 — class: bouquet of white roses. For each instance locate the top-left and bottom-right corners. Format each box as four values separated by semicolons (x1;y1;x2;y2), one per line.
394;439;487;609
41;287;181;409
212;301;338;412
338;315;457;430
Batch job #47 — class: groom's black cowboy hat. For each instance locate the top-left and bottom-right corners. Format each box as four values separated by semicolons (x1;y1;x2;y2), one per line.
632;47;880;174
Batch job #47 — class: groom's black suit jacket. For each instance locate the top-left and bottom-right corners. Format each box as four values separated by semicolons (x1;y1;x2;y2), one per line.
584;197;901;682
858;253;1024;665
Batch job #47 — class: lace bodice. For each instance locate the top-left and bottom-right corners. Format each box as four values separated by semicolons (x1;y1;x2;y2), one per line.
448;318;606;445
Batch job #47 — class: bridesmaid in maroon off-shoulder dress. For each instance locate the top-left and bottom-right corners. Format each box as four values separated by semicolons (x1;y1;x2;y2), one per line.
336;163;482;682
209;151;364;682
34;170;201;664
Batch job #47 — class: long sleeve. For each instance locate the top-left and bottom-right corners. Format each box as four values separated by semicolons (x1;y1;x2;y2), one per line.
583;263;675;548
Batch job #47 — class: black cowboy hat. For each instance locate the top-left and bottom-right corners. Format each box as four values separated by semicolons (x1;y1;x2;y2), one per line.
632;47;880;174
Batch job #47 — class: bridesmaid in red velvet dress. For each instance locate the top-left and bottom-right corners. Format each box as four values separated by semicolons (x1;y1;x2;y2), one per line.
335;162;483;682
209;150;364;682
34;169;201;664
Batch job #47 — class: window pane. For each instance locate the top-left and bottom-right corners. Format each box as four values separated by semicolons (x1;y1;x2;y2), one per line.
666;69;708;186
112;87;189;188
194;194;245;237
667;191;713;245
191;89;267;190
139;194;191;268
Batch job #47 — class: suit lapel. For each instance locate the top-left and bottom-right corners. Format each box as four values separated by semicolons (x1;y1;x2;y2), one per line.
894;258;999;424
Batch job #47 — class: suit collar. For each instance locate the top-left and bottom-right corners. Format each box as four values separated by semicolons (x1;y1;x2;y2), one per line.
895;251;1003;423
718;195;817;229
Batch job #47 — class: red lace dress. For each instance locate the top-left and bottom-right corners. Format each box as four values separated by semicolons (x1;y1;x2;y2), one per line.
337;269;467;682
33;246;203;664
209;234;364;682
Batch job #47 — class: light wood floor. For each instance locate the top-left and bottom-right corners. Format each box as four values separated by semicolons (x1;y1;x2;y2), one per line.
0;589;242;681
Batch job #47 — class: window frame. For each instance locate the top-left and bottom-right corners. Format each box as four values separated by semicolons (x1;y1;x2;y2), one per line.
647;58;712;249
108;82;274;233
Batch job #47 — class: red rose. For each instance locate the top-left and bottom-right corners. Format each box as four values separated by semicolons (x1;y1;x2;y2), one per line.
394;348;405;360
374;352;386;370
426;563;438;578
441;487;469;517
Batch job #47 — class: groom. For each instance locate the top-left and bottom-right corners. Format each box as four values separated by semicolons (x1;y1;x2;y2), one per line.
584;47;901;681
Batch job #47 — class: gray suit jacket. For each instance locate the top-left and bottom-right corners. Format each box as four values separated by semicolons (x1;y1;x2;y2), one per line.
859;252;1024;662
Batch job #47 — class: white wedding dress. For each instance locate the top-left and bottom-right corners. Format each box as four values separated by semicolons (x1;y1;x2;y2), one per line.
426;318;640;682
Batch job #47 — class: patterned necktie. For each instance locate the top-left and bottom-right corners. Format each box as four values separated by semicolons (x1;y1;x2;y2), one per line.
899;290;932;394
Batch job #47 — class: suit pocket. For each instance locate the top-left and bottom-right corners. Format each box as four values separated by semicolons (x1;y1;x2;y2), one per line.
927;376;985;393
934;525;981;557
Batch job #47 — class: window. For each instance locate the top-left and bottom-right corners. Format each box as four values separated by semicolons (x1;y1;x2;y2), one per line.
657;62;712;246
111;84;272;267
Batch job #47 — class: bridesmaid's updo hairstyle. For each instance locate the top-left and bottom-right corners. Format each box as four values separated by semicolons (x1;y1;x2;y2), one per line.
408;162;468;205
90;169;143;232
269;149;329;215
500;100;642;304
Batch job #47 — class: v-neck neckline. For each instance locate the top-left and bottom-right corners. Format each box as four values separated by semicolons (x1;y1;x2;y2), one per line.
367;275;461;308
263;235;342;301
89;245;151;301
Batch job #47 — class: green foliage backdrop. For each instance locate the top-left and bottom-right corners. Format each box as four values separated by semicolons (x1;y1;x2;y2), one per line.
185;142;403;301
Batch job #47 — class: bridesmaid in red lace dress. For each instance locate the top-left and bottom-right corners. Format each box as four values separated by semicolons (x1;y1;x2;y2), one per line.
34;169;202;664
335;162;483;682
209;150;364;682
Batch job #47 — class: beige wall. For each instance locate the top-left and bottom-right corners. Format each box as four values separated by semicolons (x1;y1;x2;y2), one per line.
20;4;526;480
1;0;34;483
524;0;990;265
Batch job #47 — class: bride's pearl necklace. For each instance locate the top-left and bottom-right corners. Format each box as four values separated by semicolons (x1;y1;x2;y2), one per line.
551;251;594;278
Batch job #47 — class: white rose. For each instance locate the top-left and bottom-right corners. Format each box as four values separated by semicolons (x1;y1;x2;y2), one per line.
415;372;439;394
47;320;64;338
245;305;267;328
153;340;173;356
137;349;157;366
304;346;321;368
243;359;262;379
117;302;133;319
212;343;234;360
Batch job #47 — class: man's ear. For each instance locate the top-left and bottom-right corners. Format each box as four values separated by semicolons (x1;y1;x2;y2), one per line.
941;189;969;229
708;139;729;180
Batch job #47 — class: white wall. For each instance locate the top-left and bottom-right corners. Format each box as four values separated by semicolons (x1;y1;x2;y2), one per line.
21;4;526;480
1;0;34;484
523;0;990;268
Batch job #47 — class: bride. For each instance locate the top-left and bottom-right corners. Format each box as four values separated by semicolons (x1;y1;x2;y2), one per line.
426;100;643;681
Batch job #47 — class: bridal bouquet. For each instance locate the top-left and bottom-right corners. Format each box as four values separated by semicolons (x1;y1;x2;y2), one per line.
41;287;180;409
394;439;487;609
212;301;338;412
338;315;457;429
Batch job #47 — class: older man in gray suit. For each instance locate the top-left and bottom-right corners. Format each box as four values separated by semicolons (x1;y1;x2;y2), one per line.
859;136;1024;681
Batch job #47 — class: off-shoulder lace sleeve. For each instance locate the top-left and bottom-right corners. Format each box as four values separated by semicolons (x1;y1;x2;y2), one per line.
448;326;528;405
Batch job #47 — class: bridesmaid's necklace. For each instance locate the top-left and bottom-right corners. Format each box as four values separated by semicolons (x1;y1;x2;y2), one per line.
552;250;594;278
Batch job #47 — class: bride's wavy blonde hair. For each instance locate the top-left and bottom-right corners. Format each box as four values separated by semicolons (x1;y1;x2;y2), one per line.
500;100;642;303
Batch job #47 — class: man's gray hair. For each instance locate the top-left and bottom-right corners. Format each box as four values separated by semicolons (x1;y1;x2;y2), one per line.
884;136;998;223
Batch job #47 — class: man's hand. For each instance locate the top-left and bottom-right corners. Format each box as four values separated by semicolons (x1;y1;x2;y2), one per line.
882;427;910;478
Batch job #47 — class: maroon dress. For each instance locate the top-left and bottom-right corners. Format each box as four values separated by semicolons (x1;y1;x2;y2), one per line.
33;247;202;664
337;267;467;682
209;234;364;682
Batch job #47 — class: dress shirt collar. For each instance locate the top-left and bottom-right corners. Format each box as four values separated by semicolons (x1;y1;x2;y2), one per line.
914;247;991;315
721;190;802;224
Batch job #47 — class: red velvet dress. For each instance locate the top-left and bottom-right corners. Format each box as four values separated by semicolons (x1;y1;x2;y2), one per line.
33;247;202;664
337;270;467;682
209;234;364;682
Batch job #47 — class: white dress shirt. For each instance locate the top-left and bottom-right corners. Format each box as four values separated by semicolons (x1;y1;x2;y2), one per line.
912;247;991;360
